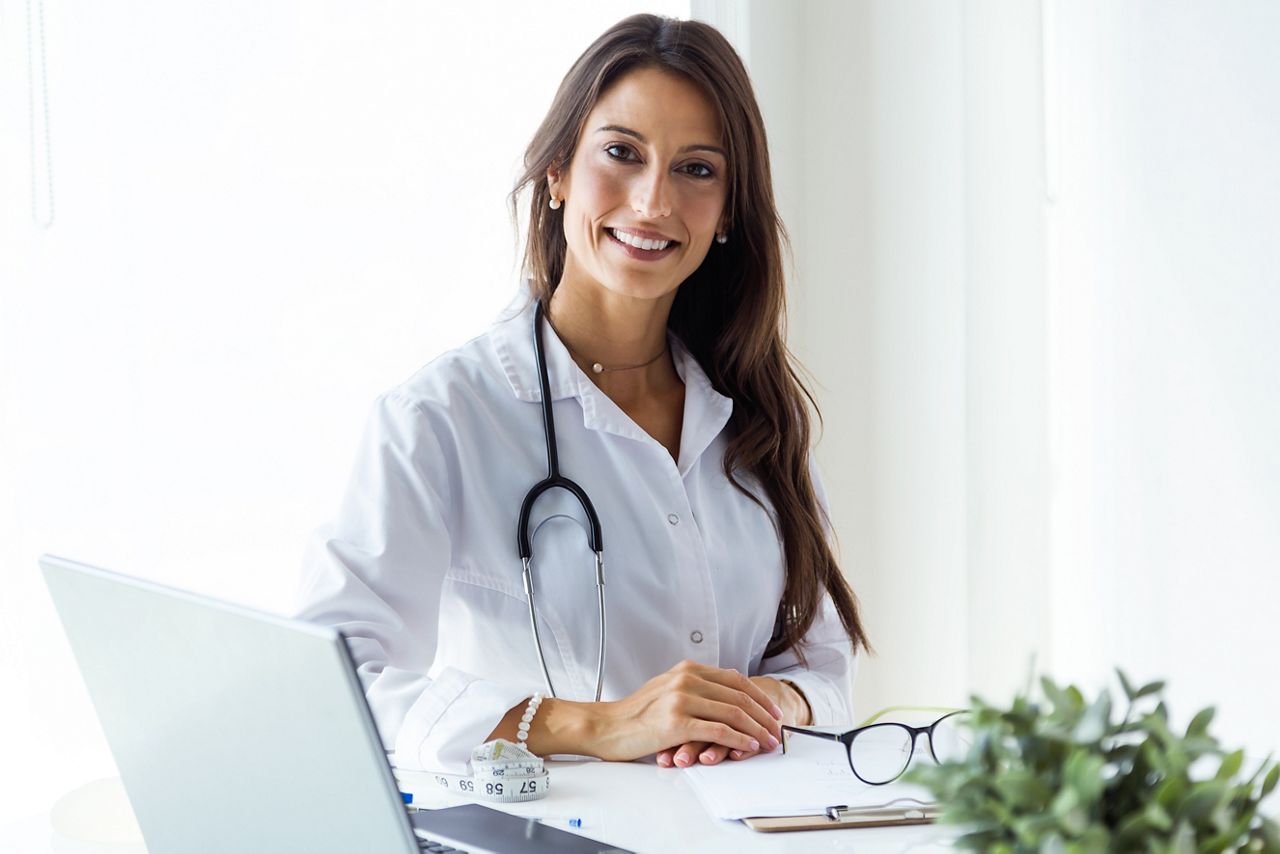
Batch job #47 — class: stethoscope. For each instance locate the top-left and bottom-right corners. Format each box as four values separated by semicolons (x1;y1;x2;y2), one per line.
517;301;607;702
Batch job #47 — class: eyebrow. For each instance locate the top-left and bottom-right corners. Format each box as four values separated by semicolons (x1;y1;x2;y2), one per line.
595;125;727;159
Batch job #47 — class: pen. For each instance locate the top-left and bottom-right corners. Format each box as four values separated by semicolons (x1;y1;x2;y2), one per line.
537;816;586;829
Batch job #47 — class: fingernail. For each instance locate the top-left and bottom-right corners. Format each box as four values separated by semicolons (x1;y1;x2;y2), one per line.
700;751;715;763
767;735;780;749
772;703;783;719
676;752;690;766
731;750;744;759
749;739;760;752
657;755;671;767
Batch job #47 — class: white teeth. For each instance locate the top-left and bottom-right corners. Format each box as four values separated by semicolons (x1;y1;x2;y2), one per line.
610;228;671;251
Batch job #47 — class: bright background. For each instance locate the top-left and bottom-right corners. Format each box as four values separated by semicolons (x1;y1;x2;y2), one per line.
3;0;1278;828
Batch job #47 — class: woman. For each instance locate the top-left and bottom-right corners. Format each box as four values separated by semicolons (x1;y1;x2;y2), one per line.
296;13;868;774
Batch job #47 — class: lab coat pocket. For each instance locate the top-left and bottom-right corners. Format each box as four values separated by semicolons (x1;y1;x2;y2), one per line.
439;559;591;701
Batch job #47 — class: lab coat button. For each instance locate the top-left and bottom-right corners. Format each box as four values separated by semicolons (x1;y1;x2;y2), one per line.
690;630;703;643
667;513;680;525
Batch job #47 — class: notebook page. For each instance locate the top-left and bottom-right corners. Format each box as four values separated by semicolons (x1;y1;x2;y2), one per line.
682;733;935;820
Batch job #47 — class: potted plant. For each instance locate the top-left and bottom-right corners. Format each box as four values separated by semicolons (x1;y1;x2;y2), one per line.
909;670;1280;852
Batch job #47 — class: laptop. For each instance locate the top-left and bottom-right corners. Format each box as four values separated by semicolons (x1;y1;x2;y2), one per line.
40;555;630;854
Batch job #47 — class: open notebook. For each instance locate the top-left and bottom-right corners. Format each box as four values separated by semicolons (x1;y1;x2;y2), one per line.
683;732;939;831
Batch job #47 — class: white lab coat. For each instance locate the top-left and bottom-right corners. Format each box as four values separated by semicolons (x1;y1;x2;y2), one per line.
295;287;857;772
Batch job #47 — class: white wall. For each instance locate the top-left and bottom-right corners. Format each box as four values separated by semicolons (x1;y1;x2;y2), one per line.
737;0;974;717
1046;0;1280;756
0;0;688;826
734;0;1279;764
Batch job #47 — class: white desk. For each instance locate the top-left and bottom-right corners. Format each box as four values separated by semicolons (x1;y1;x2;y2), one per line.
5;762;957;853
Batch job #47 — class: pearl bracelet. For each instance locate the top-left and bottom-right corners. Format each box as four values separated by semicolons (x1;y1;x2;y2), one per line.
516;692;544;748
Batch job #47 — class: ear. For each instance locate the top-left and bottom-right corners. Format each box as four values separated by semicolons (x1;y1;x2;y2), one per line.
546;167;565;199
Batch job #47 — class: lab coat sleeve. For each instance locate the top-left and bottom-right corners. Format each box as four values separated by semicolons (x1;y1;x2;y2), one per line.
294;392;530;772
755;457;859;726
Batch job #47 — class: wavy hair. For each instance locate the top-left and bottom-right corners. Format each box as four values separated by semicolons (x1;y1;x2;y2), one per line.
508;14;868;661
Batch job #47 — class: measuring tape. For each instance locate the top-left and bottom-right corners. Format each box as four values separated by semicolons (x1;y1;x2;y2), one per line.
395;739;550;804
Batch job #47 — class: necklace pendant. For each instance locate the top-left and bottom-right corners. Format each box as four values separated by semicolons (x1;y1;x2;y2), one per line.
592;362;604;374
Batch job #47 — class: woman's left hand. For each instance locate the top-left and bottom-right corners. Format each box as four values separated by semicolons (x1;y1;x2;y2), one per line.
656;676;810;768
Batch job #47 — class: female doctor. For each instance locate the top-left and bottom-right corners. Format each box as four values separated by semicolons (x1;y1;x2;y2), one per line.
296;14;869;774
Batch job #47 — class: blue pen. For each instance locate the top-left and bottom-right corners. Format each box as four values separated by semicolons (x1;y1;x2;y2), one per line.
538;816;585;829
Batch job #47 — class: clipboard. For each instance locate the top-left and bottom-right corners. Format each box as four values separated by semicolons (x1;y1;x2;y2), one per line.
741;801;940;832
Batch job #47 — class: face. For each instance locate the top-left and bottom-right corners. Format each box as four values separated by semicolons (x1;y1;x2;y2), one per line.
548;65;729;303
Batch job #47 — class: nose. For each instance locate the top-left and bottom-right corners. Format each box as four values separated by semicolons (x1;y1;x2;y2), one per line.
631;165;672;219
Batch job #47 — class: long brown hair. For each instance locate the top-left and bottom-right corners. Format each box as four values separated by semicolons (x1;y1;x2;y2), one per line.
508;14;868;661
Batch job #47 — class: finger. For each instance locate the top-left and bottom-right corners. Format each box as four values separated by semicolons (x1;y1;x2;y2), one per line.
682;699;779;754
687;685;783;746
729;746;759;760
697;667;785;725
684;719;760;754
691;696;778;752
672;741;708;768
656;748;676;768
698;743;731;765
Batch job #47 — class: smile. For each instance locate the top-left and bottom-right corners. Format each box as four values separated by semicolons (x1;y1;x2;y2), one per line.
605;227;680;259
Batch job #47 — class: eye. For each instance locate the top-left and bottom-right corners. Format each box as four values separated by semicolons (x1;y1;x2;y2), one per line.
605;143;638;161
682;162;715;179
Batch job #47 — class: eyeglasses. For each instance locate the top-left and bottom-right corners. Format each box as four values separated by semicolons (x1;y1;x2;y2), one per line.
781;708;973;786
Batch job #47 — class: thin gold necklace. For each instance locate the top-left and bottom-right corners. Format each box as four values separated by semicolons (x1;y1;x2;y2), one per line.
545;312;668;374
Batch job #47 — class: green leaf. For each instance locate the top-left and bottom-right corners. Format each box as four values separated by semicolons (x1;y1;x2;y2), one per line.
994;769;1052;811
1112;810;1151;845
1171;820;1196;854
1180;780;1230;821
1217;749;1244;782
1155;777;1187;813
1073;689;1111;744
1064;751;1106;803
1203;811;1256;852
1260;816;1280;849
1262;763;1279;798
1186;706;1216;739
1144;801;1173;832
1042;676;1071;712
1116;668;1136;701
1135;679;1167;700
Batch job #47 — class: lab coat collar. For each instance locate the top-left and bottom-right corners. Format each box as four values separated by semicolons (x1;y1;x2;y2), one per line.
488;282;734;474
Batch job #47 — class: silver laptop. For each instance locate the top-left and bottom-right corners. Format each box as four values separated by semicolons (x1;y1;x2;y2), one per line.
41;555;630;854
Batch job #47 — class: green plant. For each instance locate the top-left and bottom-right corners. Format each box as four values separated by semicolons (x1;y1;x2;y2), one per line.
908;670;1280;853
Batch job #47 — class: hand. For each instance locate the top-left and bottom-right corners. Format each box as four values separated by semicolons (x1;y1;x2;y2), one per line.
655;676;811;768
589;660;784;763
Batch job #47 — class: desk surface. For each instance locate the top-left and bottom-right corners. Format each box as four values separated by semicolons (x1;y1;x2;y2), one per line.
5;761;957;853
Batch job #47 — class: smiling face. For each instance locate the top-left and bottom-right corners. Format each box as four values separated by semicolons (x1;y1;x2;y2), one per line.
548;65;729;303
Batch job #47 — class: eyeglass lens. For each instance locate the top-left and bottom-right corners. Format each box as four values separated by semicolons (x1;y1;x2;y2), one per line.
848;724;914;784
848;713;975;784
928;712;973;763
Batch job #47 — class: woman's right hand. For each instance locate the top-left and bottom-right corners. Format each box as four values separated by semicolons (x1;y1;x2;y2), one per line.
582;659;783;762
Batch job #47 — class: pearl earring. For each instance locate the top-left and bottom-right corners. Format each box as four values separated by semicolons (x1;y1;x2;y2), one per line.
549;196;562;210
716;232;728;244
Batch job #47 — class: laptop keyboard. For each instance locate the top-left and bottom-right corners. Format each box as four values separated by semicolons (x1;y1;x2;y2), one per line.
416;838;469;853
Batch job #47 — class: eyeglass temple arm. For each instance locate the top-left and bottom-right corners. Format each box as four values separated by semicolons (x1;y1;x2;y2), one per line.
857;705;966;727
780;727;843;754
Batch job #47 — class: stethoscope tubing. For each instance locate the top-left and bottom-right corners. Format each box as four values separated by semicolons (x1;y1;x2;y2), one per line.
517;301;607;702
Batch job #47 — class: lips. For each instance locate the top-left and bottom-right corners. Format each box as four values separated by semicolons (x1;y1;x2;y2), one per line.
606;227;679;250
605;227;679;260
